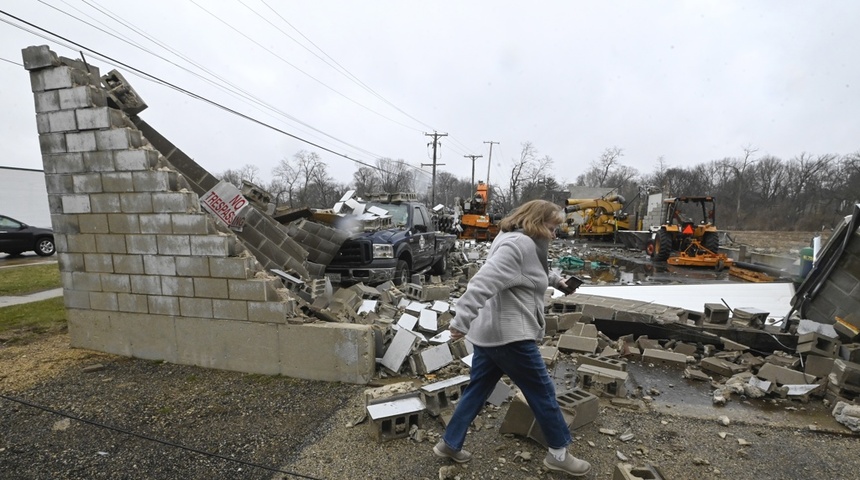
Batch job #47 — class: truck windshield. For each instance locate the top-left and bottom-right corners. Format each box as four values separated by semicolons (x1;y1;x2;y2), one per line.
367;202;409;227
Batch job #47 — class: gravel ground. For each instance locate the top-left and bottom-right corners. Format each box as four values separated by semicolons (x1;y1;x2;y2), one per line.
3;331;860;480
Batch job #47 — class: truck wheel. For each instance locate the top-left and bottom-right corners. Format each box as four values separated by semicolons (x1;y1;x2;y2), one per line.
430;250;449;275
653;229;672;262
394;259;410;286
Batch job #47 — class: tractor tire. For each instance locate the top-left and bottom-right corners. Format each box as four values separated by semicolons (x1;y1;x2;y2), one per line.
653;229;673;262
394;259;410;286
703;232;719;254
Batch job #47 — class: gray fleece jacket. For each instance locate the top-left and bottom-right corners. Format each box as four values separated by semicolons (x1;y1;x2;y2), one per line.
451;231;562;347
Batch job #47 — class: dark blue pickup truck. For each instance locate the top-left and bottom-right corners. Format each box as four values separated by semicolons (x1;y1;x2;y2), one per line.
325;199;456;285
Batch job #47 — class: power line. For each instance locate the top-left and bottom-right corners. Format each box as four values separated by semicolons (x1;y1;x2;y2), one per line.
0;394;322;479
0;56;23;66
0;8;424;178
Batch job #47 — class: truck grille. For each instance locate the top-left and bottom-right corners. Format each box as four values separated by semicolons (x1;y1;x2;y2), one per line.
334;239;371;264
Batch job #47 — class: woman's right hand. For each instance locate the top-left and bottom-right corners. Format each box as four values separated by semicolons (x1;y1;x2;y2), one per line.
449;327;465;341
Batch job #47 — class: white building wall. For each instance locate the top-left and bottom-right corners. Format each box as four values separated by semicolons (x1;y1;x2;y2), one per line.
0;166;51;228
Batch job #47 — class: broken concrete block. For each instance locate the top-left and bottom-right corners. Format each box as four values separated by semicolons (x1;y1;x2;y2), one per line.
613;462;666;480
429;300;450;313
396;313;418;331
731;307;769;328
699;357;747;377
568;323;599;338
757;362;816;386
539;345;559;365
839;343;860;363
557;312;582;331
805;355;836;378
449;338;473;359
581;304;615;320
672;342;698;356
21;45;60;71
488;380;513;406
832;401;860;432
636;337;661;350
559;388;599;430
765;351;800;369
578;364;628;397
558;334;598;354
364;381;418;406
408;343;453;374
417;309;438;333
683;368;711;381
797;332;840;357
703;303;730;324
499;391;575;448
380;328;419;373
366;394;424;442
576;353;627;372
544;314;558;336
720;337;749;351
420;375;469;416
831;360;860;393
642;348;688;367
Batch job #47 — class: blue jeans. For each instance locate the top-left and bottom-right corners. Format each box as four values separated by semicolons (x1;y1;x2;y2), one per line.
442;340;572;450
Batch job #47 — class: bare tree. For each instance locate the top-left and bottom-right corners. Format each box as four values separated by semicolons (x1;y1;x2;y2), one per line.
218;164;261;188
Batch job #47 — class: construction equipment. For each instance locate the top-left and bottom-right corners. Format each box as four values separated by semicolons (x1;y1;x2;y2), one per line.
455;181;499;241
562;195;631;239
649;196;731;269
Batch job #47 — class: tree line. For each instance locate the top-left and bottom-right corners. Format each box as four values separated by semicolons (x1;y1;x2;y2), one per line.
219;144;860;231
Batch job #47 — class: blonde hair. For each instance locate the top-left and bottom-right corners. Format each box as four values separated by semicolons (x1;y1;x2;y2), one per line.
499;199;564;239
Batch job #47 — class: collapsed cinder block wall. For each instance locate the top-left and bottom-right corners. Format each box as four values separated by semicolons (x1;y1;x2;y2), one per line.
21;45;374;384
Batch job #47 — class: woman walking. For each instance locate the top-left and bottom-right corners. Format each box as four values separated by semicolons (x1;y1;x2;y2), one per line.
433;199;591;477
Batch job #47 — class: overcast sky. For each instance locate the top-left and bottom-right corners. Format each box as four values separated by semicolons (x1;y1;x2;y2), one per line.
1;1;858;191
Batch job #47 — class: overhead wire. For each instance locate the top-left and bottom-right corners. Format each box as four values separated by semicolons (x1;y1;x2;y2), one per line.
0;9;399;175
187;0;423;133
0;56;23;66
51;0;388;162
0;394;323;479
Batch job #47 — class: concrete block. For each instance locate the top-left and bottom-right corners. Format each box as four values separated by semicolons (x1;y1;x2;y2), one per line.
831;360;860;393
148;296;180;316
106;213;140;233
99;273;130;293
117;293;148;313
839;344;860;363
162;276;194;297
115;149;157;171
35;113;51;133
119;193;153;213
61;195;91;214
82;253;113;272
558;334;598;354
39;133;68;154
558;388;600;430
57;252;85;272
95;234;127;253
65;131;97;152
193;277;229;299
139;214;172;234
88;292;118;311
21;45;60;70
59;85;107;110
642;348;688;367
95;128;142;150
179;297;213;318
101;172;134;191
581;304;615;320
577;353;628;372
673;342;698;356
44;174;74;195
78;214;109;234
247;301;289;323
704;303;730;324
499;391;576;448
279;322;376;384
66;233;97;253
30;65;86;91
89;193;121;213
192;236;234;257
47;110;77;132
758;362;816;385
157;235;191;255
420;375;469;416
805;355;835;379
228;279;275;301
699;357;747;377
75;107;124;130
613;463;667;480
72;173;103;193
568;323;598;338
381;328;419;374
797;332;840;357
578;364;628;397
63;290;90;310
155;192;198;213
132;170;176;192
212;299;248;320
366;395;424;443
409;343;453;374
175;256;210;277
143;255;176;276
540;345;559;365
34;90;60;113
126;234;158;254
170;215;209;235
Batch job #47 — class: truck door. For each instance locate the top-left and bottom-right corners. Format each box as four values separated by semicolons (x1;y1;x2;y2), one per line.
410;205;434;268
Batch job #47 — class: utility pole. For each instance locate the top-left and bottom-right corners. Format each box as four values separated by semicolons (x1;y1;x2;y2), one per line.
422;132;447;205
464;154;483;186
483;140;499;205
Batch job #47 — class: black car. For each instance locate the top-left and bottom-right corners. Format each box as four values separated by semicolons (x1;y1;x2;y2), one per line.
0;215;56;257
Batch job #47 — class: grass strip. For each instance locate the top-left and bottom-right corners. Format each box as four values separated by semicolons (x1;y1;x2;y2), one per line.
0;263;61;296
0;297;67;344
